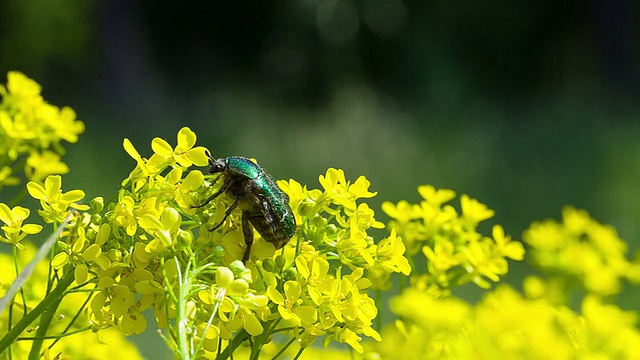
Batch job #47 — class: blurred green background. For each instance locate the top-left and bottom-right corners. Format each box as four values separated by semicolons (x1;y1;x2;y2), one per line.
2;0;640;357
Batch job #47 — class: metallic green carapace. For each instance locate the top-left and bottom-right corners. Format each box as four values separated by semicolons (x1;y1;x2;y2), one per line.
201;154;297;262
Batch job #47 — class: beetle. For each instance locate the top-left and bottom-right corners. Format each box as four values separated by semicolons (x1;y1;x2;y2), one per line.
198;152;297;262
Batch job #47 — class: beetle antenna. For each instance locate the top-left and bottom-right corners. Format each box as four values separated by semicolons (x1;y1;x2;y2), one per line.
205;150;215;166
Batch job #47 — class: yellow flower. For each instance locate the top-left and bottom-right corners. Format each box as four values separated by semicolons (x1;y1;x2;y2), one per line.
138;206;183;252
277;178;306;219
122;138;167;180
0;108;39;143
27;175;88;223
122;127;207;191
381;200;421;223
492;225;524;260
267;282;318;325
47;106;85;144
417;185;456;207
0;166;20;188
460;194;495;225
0;203;43;248
156;168;205;212
348;175;378;199
319;168;355;210
4;71;40;97
151;126;209;168
462;240;508;288
390;287;470;331
375;228;411;275
112;196;138;236
423;240;462;273
218;292;270;337
25;150;70;182
0;72;83;189
578;295;640;357
387;185;522;291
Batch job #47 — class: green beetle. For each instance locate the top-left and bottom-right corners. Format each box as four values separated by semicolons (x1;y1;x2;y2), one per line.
199;153;296;262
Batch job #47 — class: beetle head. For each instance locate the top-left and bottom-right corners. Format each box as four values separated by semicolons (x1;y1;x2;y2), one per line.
206;150;227;174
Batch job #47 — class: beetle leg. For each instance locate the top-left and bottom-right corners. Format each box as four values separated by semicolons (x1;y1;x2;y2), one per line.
208;196;239;231
193;176;229;208
241;211;253;263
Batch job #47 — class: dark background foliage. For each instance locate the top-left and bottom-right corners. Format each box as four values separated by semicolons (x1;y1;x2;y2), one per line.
1;0;639;356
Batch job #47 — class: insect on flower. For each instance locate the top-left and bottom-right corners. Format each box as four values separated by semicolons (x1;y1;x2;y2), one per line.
197;151;297;262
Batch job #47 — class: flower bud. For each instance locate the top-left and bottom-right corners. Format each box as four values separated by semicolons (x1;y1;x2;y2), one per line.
298;198;316;217
312;214;328;228
283;267;297;281
262;258;276;272
90;197;104;213
107;249;122;262
229;260;247;274
177;229;194;248
86;227;97;241
216;266;234;288
324;224;338;236
212;245;226;258
90;213;102;225
275;255;286;269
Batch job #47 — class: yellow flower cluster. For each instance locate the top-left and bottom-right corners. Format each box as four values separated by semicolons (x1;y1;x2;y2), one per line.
79;128;210;338
256;169;412;352
383;185;524;292
279;169;411;285
10;125;405;358
524;206;640;296
0;72;84;187
360;206;640;360
0;245;143;359
371;284;640;359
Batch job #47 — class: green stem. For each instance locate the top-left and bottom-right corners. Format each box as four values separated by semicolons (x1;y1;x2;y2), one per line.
49;292;93;350
0;270;74;355
159;257;179;344
216;329;249;360
249;318;281;360
292;346;305;360
29;296;63;360
45;220;61;295
17;325;92;341
175;258;192;360
12;246;28;315
0;217;69;315
194;287;225;356
271;332;299;360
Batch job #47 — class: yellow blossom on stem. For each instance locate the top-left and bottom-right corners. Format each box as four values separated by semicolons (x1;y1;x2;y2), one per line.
27;175;88;223
151;127;209;168
385;185;523;291
492;224;524;261
138;206;183;252
268;282;318;324
418;185;456;207
460;194;495;225
523;206;640;296
374;228;411;276
25;150;69;183
0;166;19;188
0;203;42;249
0;72;84;186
